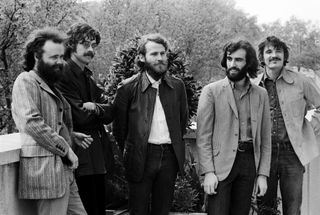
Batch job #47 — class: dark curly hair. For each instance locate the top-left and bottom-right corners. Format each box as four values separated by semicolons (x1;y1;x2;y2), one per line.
23;28;66;72
64;23;101;59
135;33;170;71
258;36;290;67
221;40;259;78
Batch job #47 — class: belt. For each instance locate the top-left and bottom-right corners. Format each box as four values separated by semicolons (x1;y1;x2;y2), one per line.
238;141;254;152
148;143;174;152
272;141;294;151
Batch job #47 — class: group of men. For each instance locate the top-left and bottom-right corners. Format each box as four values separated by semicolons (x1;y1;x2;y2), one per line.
11;21;320;215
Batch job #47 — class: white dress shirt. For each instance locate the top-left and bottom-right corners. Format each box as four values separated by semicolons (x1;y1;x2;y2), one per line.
146;72;172;144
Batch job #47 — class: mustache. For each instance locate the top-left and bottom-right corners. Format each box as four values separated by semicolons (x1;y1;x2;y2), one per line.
227;67;241;73
270;57;281;61
155;61;166;66
84;51;94;58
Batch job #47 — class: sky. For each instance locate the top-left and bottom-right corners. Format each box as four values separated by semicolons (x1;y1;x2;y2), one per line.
234;0;320;24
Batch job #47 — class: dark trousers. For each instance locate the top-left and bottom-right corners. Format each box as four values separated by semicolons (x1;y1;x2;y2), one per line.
128;144;179;215
76;174;106;215
258;142;304;215
207;147;256;215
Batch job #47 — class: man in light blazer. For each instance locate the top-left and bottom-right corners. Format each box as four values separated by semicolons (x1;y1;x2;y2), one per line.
11;28;92;215
254;36;320;215
196;40;271;215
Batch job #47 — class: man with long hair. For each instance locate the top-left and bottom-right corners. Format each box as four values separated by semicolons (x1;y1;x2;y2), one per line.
11;27;91;214
196;40;271;215
254;36;320;215
56;23;114;215
113;33;188;215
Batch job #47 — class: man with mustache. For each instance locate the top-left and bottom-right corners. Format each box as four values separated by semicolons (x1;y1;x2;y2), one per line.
11;28;92;214
56;23;114;215
113;33;188;215
253;36;320;215
196;40;271;215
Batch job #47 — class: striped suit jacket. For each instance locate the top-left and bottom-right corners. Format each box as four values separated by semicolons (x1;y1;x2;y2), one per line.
11;70;73;199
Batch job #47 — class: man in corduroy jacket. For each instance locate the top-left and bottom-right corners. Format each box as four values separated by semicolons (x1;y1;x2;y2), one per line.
12;28;92;215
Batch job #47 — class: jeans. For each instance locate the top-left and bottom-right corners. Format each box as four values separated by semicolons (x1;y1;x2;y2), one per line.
128;144;179;215
207;148;256;215
258;142;305;215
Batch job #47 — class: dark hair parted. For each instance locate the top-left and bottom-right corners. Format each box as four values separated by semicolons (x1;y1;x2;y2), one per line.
23;28;66;72
221;40;259;78
258;36;290;67
64;23;101;59
136;33;170;70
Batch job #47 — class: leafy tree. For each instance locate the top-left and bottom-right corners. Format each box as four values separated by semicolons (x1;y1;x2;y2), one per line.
0;0;83;134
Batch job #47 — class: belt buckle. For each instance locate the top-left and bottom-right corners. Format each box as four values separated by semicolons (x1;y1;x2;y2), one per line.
237;143;245;152
237;147;245;152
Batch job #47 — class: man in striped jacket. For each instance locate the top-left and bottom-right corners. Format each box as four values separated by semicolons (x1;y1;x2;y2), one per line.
11;28;92;215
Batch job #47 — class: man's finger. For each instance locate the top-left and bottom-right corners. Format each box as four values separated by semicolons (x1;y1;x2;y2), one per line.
81;142;89;149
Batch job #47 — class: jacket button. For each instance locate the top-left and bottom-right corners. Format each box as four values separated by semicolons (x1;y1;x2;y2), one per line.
58;122;62;125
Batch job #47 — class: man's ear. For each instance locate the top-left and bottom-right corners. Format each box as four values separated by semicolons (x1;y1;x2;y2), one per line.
34;52;40;62
139;54;145;63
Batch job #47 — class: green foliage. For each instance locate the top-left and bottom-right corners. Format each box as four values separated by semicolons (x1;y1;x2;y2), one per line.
0;0;84;134
105;132;129;209
171;150;204;213
250;197;281;215
99;35;202;122
261;16;320;70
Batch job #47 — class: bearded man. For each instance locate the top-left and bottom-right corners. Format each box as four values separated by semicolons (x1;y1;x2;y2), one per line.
196;40;271;215
113;33;189;215
11;28;92;215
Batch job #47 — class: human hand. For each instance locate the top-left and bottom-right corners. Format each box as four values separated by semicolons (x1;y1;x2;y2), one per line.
254;175;268;197
82;102;96;113
73;132;93;149
66;148;78;170
203;172;219;195
311;109;320;135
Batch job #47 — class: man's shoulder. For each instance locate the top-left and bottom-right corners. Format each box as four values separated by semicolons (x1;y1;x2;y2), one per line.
204;78;227;89
14;71;38;86
118;73;140;89
250;81;268;95
250;73;264;86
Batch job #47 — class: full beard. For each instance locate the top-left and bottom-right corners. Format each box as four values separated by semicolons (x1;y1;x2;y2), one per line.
37;59;63;85
226;66;247;82
144;61;168;79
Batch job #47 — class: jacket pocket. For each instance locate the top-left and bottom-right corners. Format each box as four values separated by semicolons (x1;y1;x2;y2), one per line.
20;145;54;157
289;97;305;118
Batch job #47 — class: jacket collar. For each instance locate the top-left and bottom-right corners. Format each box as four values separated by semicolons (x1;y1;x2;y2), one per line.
29;70;60;100
256;67;294;86
67;58;93;78
141;71;174;92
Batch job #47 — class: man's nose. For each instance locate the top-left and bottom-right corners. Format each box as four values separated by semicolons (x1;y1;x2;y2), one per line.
230;60;236;67
87;45;94;52
156;54;163;61
270;51;277;57
57;57;64;65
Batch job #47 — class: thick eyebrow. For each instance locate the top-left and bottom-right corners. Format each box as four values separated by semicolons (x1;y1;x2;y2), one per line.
235;57;245;61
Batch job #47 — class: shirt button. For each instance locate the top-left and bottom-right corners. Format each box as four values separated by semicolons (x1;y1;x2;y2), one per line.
58;122;62;125
59;108;63;112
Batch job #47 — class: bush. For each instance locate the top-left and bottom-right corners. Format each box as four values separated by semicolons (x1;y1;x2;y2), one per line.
98;35;202;124
171;150;205;213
